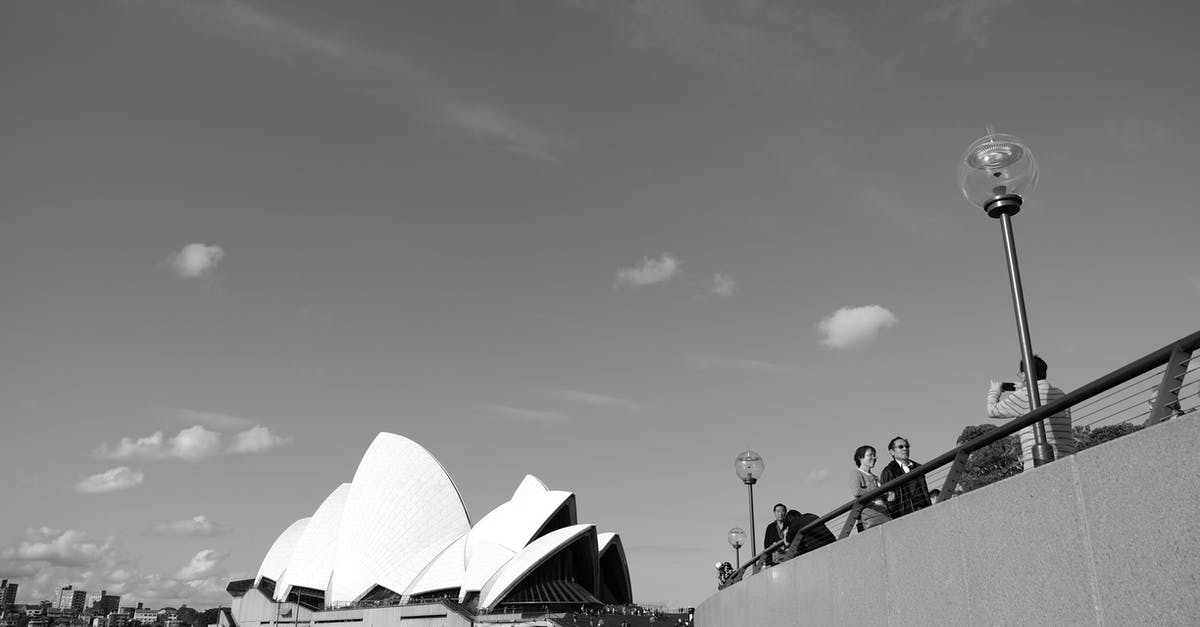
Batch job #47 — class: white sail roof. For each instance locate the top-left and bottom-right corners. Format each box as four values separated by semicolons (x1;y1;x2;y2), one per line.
256;517;310;585
478;524;598;611
511;474;549;499
274;483;351;601
328;432;471;603
401;533;468;600
458;490;575;599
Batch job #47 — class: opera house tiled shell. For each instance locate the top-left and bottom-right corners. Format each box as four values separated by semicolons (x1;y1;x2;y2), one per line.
245;432;631;614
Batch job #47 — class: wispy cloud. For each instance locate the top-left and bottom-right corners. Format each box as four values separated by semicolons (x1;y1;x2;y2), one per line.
227;426;290;454
540;390;647;412
475;404;573;424
76;467;145;494
165;244;224;278
145;515;233;538
160;0;404;72
817;305;898;350
579;1;865;90
804;468;832;484
923;0;1018;44
433;101;574;162
614;254;682;289
1188;277;1200;293
709;272;736;297
686;355;809;376
165;408;255;431
147;0;569;162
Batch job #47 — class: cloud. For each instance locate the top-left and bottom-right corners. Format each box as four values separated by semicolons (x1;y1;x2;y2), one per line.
0;529;237;607
923;0;1017;44
475;404;573;424
175;549;228;580
227;426;290;454
76;467;145;494
166;243;224;278
541;390;646;412
710;272;736;297
1189;277;1200;293
0;528;115;567
171;425;223;460
686;355;809;376
433;101;574;162
94;425;278;462
145;516;233;538
804;468;833;484
817;305;898;349
614;254;682;289
166;408;255;430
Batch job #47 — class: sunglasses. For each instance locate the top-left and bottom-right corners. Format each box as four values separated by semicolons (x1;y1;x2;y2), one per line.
893;445;910;450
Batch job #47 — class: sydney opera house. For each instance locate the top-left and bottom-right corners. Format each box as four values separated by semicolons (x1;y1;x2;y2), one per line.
223;433;631;626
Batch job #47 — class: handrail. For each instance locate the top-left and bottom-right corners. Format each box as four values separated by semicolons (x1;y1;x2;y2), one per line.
725;328;1200;586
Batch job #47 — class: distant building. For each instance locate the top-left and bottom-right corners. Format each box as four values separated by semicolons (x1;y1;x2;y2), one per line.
132;609;159;624
55;587;87;613
88;592;120;616
0;580;17;607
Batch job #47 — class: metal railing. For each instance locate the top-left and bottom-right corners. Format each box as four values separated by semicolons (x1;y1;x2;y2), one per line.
725;329;1200;585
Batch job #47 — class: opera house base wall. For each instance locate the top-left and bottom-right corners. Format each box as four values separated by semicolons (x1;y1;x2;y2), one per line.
230;589;470;627
696;414;1200;627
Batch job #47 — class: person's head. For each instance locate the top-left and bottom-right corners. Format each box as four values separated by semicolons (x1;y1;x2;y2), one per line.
929;488;941;504
888;437;910;461
853;445;876;469
1018;355;1048;380
773;503;787;522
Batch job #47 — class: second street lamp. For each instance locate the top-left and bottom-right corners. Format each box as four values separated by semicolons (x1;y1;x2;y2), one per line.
727;527;746;569
959;130;1054;466
733;450;764;557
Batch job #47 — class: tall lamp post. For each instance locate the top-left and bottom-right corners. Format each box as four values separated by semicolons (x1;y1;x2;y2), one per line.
733;450;764;556
727;527;746;568
959;130;1053;467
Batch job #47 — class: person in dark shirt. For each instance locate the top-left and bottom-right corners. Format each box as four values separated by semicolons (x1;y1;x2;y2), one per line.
762;502;788;563
880;436;932;518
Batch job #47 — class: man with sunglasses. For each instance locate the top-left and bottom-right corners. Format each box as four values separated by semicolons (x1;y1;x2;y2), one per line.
880;437;932;518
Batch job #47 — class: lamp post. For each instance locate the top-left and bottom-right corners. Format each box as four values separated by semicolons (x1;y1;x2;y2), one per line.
727;527;746;569
733;450;764;555
959;130;1053;467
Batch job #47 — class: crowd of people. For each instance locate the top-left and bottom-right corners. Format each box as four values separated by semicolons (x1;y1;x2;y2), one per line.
718;356;1087;590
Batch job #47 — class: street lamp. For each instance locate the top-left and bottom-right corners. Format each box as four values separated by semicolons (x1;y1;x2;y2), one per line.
727;527;746;568
959;130;1053;466
733;449;764;555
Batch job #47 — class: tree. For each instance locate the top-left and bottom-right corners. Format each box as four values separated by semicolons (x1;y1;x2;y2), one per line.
954;424;1022;494
1074;423;1143;452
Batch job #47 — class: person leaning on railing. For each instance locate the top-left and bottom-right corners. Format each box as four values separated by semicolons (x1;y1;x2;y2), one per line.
776;509;837;562
850;445;892;530
987;355;1076;470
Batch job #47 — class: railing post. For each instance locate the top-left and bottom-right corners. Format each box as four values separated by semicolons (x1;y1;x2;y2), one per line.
838;503;862;539
1147;345;1193;425
940;449;971;499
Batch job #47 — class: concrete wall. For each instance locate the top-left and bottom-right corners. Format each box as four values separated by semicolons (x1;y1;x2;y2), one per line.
696;414;1200;626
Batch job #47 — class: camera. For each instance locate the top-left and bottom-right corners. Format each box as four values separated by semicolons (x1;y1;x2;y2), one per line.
1000;381;1017;391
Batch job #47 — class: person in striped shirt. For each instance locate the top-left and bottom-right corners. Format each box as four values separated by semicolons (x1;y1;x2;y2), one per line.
987;355;1076;470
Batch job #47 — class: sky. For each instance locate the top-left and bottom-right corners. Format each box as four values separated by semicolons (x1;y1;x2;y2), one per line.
2;0;1199;611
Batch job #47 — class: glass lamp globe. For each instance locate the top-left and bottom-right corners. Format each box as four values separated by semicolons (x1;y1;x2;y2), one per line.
958;132;1038;216
727;527;746;549
734;450;764;484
